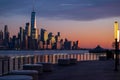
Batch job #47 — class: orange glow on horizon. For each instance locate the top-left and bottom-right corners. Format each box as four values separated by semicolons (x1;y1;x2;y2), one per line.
1;16;119;49
67;34;113;49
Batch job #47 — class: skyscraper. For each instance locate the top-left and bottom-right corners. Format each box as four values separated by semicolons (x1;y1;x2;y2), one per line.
19;27;24;43
58;32;60;37
0;30;3;40
4;25;9;39
25;23;31;37
4;25;10;47
41;28;48;42
31;11;37;39
31;11;36;29
29;0;38;49
0;30;4;46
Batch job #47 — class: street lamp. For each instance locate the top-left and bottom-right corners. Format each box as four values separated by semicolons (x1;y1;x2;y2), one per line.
114;21;119;71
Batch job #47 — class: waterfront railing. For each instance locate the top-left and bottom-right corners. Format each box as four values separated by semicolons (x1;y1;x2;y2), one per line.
9;53;106;66
0;52;108;76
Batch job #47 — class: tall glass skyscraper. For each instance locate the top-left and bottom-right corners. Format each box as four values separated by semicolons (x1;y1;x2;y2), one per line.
31;11;37;39
31;11;36;29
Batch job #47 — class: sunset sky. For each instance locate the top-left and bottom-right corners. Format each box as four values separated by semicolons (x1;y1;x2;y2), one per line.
0;0;120;49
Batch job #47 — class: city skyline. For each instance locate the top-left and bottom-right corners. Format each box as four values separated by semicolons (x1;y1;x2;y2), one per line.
0;24;79;50
0;0;120;49
0;8;79;50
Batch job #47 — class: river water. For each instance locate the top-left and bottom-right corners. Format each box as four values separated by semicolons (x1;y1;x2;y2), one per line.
0;50;89;56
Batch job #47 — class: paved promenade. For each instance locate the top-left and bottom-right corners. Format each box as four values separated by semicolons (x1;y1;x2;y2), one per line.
40;60;120;80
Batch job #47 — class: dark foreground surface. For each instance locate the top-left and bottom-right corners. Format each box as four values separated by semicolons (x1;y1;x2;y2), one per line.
40;60;120;80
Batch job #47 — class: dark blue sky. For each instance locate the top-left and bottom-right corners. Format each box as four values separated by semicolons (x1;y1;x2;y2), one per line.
0;0;120;20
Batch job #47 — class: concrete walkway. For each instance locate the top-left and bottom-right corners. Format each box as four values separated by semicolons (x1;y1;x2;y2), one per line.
40;60;120;80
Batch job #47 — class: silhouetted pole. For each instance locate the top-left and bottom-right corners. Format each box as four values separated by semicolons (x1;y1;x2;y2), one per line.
114;21;119;71
115;39;119;71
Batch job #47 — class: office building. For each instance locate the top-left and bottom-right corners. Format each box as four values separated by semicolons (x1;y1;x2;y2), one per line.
41;28;48;42
19;27;24;43
0;30;3;40
38;40;43;49
4;25;10;47
51;36;56;45
58;32;60;37
0;30;4;46
25;23;31;37
31;11;38;39
48;32;53;39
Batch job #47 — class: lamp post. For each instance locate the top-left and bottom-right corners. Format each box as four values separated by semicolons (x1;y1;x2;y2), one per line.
114;21;119;71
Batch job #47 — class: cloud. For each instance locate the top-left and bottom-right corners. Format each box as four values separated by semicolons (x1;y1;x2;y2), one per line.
60;3;73;6
0;0;120;21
